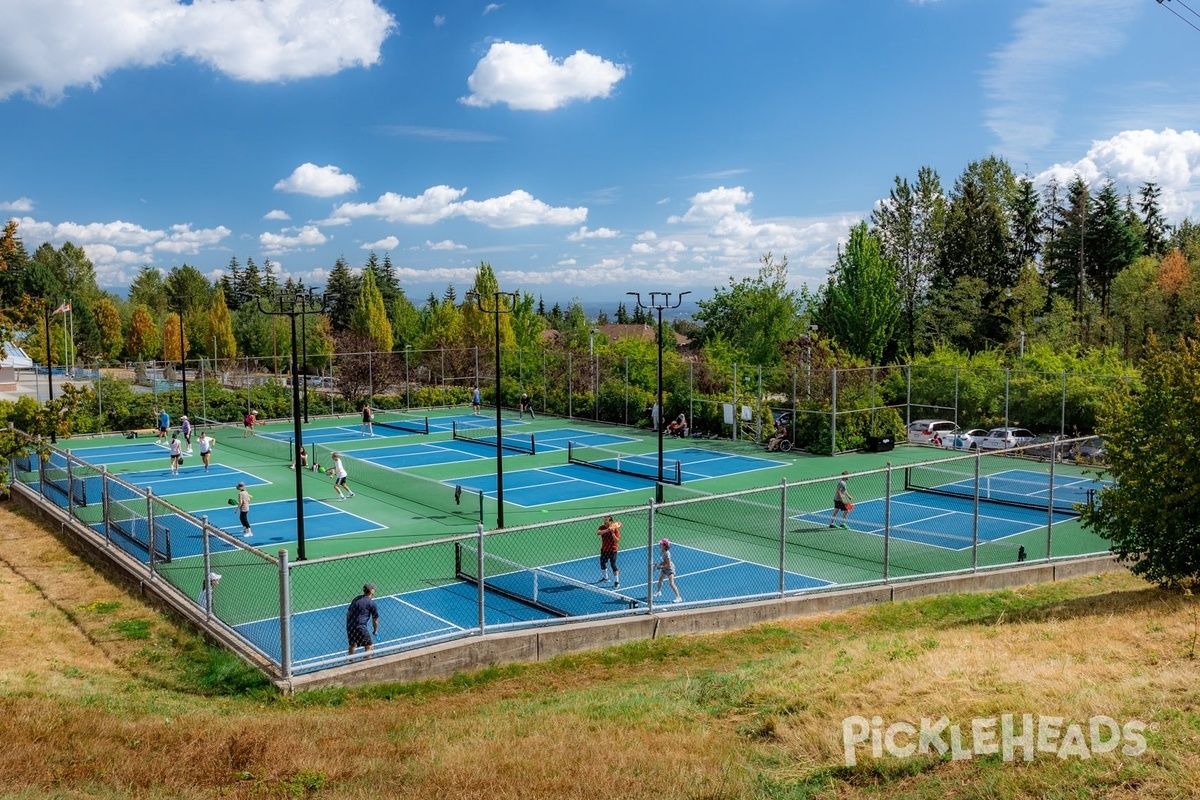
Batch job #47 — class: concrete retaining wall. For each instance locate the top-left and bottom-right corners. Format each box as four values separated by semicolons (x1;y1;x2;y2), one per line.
292;554;1120;691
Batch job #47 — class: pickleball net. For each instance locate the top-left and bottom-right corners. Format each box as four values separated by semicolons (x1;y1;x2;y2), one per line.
567;441;682;485
311;444;483;524
904;463;1107;515
373;411;430;436
455;541;638;617
452;421;536;455
41;465;93;507
104;478;173;563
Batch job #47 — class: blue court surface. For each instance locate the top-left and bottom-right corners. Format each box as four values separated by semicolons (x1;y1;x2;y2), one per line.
338;427;636;471
107;463;268;497
455;447;785;507
91;497;387;564
793;486;1073;550
231;544;830;670
55;441;182;466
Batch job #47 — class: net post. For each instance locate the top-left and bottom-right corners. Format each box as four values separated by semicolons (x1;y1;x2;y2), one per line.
778;479;786;598
972;451;981;572
476;524;486;634
883;463;892;581
530;433;536;456
146;487;157;580
646;498;656;612
278;549;292;680
201;515;213;619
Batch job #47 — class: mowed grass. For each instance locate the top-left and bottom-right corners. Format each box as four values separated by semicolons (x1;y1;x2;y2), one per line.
1;500;1198;799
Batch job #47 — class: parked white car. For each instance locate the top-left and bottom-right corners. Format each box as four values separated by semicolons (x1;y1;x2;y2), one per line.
978;427;1036;451
944;428;989;451
906;419;958;446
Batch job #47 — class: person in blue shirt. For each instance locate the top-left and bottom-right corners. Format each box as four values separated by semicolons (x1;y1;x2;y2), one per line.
346;583;380;656
156;408;170;443
471;386;481;415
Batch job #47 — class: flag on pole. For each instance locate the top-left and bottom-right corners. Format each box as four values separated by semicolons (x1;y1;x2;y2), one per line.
53;301;72;315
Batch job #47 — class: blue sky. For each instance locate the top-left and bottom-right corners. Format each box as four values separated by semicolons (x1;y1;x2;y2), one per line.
2;0;1199;306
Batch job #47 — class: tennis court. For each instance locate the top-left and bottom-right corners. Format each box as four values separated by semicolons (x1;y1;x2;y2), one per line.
229;542;831;671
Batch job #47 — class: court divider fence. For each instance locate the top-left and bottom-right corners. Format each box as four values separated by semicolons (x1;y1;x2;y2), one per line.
7;429;1113;682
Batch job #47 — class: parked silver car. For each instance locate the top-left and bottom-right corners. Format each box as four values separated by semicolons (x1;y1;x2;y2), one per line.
978;427;1035;451
943;428;989;451
907;419;958;446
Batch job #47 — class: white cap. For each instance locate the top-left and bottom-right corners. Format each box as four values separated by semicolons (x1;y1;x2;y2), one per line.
208;572;222;583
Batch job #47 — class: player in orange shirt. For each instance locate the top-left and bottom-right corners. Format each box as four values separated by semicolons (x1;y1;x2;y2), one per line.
597;515;623;589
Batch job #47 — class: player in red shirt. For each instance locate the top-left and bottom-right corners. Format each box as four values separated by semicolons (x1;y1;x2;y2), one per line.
597;515;623;589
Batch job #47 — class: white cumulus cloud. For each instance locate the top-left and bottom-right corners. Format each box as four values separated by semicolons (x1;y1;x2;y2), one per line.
0;0;397;103
460;42;627;111
568;226;619;241
1034;128;1200;219
274;163;360;197
259;224;328;255
362;236;399;250
1;197;35;212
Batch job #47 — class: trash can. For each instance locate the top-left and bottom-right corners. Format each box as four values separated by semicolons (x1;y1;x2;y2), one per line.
865;434;894;453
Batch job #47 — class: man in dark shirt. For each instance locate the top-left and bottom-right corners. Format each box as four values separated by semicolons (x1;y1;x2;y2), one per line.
346;583;380;656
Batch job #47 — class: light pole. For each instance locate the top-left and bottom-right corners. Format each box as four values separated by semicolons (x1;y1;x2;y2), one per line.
589;328;599;419
42;300;55;443
627;290;690;502
467;290;517;528
404;345;412;411
300;303;310;423
172;301;189;417
240;288;333;560
806;324;818;398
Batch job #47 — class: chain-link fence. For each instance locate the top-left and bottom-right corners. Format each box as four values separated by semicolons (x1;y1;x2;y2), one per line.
10;430;1112;681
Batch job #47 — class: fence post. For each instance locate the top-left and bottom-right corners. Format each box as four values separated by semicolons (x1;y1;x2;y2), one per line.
477;523;486;634
625;356;630;426
1004;369;1010;427
568;352;573;418
1060;372;1068;436
831;368;838;455
731;362;738;441
1046;445;1057;560
778;479;787;598
279;549;292;680
146;487;157;580
66;450;75;517
202;515;213;619
647;499;656;613
100;465;111;550
972;451;981;572
883;463;892;581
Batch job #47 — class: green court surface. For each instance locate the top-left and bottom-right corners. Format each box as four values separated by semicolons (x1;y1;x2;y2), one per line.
47;410;1113;659
57;409;940;559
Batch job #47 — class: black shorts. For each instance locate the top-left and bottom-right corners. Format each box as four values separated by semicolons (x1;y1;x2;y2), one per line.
834;499;849;511
171;454;183;464
335;476;348;486
600;550;618;572
347;626;372;648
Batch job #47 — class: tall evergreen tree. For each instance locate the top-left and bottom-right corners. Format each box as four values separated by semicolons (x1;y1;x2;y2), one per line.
871;166;945;358
128;266;167;317
1138;181;1169;257
1044;175;1090;310
1088;180;1143;315
325;256;360;332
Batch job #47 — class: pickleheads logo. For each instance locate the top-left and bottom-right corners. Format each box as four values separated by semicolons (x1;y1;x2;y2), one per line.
841;714;1147;766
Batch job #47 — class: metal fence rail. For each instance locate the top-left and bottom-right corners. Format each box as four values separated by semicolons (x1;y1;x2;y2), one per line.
8;430;1112;681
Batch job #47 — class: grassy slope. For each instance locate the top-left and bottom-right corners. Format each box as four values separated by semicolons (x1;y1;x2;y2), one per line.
0;500;1197;800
